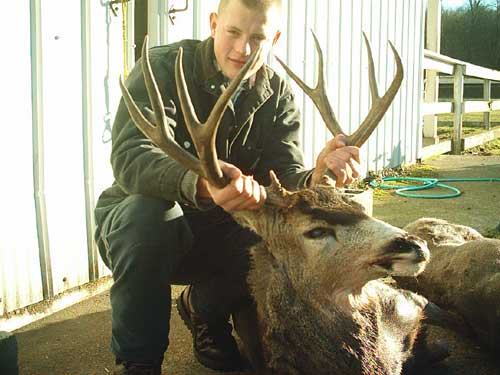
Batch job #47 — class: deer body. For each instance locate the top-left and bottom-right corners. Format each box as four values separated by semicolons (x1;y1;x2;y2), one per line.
398;218;500;355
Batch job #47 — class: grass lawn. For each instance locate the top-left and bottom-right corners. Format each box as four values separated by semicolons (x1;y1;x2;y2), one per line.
464;136;500;155
436;111;500;137
437;110;500;124
432;111;500;155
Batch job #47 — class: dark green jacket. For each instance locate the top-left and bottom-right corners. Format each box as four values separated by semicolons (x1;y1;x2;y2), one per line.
95;37;312;220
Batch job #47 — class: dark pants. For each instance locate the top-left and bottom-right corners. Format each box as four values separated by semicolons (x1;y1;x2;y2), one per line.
94;194;259;363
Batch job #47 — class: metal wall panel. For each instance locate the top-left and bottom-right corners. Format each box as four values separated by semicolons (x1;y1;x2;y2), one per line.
41;0;89;295
148;0;426;173
1;1;122;317
87;1;129;279
1;0;44;316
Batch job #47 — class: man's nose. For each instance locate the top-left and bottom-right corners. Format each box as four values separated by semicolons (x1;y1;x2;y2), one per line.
234;38;251;56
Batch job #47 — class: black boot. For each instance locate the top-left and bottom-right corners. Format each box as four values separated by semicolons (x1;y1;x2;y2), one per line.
176;286;245;372
113;359;162;375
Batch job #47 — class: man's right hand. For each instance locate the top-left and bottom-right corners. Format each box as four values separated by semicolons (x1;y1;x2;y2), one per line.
196;161;266;212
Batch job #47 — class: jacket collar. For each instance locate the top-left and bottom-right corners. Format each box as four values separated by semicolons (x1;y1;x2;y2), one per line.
193;37;220;85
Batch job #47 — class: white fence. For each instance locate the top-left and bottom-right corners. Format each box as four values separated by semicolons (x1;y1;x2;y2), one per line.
422;49;500;158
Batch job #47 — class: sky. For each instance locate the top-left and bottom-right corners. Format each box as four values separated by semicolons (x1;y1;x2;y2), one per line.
441;0;497;9
442;0;466;7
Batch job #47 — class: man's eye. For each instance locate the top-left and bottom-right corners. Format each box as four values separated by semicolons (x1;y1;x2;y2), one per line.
304;227;336;239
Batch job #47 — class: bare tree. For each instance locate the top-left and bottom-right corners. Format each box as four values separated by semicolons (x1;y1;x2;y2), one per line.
441;0;500;70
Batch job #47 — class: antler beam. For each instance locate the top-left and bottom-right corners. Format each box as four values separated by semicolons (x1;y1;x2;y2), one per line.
274;32;344;137
275;31;404;148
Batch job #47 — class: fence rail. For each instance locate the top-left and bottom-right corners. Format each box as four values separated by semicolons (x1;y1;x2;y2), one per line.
422;49;500;158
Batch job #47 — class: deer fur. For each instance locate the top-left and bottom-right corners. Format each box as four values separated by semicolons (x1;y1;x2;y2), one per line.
231;184;437;375
396;217;500;355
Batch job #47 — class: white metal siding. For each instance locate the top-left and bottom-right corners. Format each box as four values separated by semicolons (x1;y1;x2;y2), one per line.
1;0;426;318
1;0;44;317
1;1;125;316
148;0;426;172
41;0;88;295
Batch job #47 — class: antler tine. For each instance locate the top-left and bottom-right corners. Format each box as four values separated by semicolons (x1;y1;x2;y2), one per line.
119;36;204;177
274;30;344;137
348;33;404;147
176;45;263;188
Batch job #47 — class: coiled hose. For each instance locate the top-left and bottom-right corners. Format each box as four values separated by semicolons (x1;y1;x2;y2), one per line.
369;177;500;198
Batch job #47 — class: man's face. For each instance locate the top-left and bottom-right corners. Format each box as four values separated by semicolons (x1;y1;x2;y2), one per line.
210;0;281;80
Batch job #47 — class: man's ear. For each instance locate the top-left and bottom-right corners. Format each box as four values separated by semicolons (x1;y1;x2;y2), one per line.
272;31;281;46
209;12;218;38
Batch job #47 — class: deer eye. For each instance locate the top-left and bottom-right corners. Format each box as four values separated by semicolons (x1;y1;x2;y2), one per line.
304;227;336;239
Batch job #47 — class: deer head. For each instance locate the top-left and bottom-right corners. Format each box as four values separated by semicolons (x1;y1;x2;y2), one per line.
119;34;428;297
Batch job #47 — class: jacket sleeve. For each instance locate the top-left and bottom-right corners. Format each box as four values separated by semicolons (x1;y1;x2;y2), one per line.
257;80;313;191
110;52;213;209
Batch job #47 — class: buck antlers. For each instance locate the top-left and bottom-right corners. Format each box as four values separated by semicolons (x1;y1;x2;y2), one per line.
119;32;403;193
275;31;403;147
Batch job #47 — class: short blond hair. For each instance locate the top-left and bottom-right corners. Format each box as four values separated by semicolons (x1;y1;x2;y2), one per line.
218;0;282;15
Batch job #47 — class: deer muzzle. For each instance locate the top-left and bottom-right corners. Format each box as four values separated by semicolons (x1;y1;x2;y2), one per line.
371;234;430;276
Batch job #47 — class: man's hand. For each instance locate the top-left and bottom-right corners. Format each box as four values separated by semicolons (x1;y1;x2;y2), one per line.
311;134;361;187
196;161;266;212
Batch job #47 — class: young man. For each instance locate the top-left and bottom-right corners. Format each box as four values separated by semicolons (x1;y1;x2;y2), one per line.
94;0;361;374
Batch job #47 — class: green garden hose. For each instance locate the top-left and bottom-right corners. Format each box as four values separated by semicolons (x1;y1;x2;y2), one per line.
369;177;500;199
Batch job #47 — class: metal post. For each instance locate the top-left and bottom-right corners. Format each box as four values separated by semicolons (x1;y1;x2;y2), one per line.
423;0;441;145
192;0;200;39
134;0;148;61
452;64;465;154
483;79;491;130
81;0;98;281
160;0;169;45
30;0;53;299
147;0;163;47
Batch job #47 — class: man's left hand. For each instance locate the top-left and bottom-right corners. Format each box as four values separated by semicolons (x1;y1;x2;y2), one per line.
311;134;361;187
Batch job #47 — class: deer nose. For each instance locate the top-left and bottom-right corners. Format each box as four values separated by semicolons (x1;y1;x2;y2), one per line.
388;235;430;261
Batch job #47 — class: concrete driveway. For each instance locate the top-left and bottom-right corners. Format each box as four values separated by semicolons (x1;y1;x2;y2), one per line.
14;286;251;375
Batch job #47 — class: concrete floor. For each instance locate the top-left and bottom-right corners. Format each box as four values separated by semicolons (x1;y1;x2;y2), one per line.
11;155;500;375
373;154;500;234
14;286;249;375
